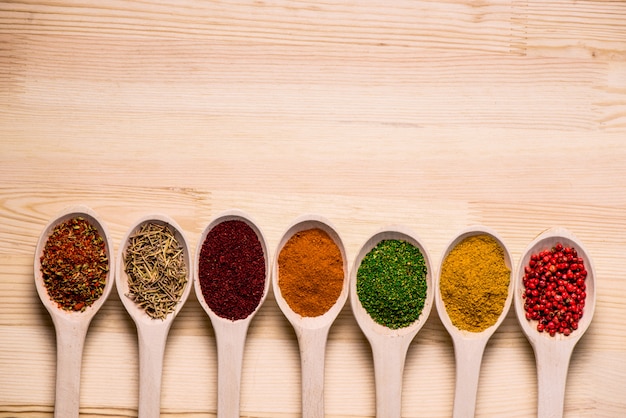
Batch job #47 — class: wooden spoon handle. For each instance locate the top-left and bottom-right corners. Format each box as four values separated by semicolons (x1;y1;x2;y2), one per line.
53;318;89;418
215;321;249;418
137;324;169;418
297;326;330;418
371;338;411;418
535;341;575;418
452;337;488;418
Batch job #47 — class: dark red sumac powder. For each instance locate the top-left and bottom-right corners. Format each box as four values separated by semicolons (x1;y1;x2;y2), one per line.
198;220;266;320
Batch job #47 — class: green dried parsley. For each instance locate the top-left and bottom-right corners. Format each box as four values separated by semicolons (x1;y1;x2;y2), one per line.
356;239;427;329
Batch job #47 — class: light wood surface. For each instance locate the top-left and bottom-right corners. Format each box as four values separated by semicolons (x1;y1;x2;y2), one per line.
1;1;625;417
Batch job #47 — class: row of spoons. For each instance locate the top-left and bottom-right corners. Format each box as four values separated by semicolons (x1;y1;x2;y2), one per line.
34;205;596;418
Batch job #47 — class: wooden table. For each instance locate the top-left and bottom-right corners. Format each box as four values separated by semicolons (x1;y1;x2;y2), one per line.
1;1;625;417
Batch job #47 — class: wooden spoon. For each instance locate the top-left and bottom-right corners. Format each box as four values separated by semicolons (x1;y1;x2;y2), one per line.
349;226;434;418
34;205;115;418
514;227;596;418
116;214;193;418
194;210;271;418
272;215;349;418
434;226;514;418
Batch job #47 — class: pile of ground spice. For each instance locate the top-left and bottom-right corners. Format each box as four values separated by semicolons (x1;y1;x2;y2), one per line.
278;228;344;317
439;234;510;332
198;220;266;321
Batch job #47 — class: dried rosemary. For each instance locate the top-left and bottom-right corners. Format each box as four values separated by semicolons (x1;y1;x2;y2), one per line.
123;222;187;320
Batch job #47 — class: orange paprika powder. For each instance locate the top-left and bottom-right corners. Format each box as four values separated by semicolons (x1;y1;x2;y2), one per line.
278;228;344;317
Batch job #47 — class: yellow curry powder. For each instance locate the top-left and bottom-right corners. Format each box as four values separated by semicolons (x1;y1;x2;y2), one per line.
440;234;510;332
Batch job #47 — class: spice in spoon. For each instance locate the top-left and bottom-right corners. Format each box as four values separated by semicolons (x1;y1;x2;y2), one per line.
439;234;510;332
522;243;587;336
198;220;266;321
278;228;344;317
40;217;109;312
356;239;427;329
123;222;187;320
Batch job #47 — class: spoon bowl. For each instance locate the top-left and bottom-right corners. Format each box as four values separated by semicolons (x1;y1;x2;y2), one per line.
116;214;193;418
194;209;271;418
34;205;115;418
272;215;349;418
350;226;434;418
434;226;514;418
514;227;596;418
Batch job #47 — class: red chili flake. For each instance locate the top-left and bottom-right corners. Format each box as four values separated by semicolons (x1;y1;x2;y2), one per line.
198;220;266;321
522;242;587;336
40;217;109;312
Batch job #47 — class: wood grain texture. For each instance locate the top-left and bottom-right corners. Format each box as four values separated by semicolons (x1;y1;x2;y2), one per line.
1;0;625;417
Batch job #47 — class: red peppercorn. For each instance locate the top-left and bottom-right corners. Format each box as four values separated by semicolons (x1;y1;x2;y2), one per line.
522;242;586;337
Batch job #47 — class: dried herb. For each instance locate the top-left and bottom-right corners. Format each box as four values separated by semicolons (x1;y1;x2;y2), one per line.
123;222;187;320
40;217;109;312
356;239;427;329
